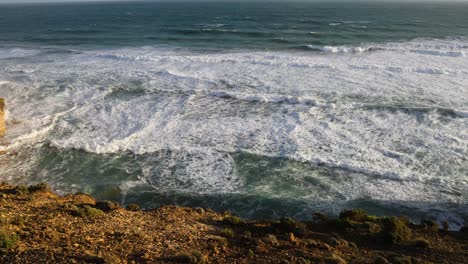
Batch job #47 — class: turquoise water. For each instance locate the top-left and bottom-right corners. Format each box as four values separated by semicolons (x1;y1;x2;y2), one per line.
0;2;467;228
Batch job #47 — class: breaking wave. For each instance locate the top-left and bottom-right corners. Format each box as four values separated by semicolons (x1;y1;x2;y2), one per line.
0;37;467;227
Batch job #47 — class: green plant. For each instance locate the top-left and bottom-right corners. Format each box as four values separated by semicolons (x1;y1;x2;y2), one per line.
379;217;412;244
12;215;26;226
339;209;370;222
14;186;29;195
0;230;19;249
222;215;244;226
68;204;104;218
0;216;8;225
421;219;438;232
241;230;252;240
277;217;307;237
220;228;234;238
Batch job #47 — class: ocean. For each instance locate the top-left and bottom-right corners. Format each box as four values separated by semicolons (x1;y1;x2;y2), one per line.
0;1;467;228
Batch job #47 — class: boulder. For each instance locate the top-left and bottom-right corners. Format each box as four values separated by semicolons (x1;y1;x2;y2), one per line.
95;200;120;212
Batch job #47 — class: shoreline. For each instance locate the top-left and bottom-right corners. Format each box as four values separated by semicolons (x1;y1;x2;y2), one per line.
0;183;466;263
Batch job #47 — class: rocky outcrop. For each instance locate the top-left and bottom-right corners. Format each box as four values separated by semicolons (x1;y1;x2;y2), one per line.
0;98;5;137
0;183;466;264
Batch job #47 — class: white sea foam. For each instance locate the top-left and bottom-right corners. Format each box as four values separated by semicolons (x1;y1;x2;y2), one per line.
306;44;375;53
0;38;467;224
0;48;41;59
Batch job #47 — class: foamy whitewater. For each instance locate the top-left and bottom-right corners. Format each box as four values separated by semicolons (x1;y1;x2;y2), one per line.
0;2;467;228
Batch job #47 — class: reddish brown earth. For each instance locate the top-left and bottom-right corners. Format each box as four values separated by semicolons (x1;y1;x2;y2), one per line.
0;183;466;264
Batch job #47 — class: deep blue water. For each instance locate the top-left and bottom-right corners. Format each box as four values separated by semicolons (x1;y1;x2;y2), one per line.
0;2;467;50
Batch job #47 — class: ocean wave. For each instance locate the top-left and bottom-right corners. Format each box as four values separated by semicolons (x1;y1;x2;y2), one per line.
306;44;380;53
305;38;468;56
106;86;468;119
411;49;465;57
0;48;41;59
0;37;467;227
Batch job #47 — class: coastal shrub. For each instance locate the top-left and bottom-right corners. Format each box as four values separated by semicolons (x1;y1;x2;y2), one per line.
27;183;49;193
0;216;8;225
220;228;234;238
222;215;244;226
63;203;79;212
14;186;29;195
379;217;412;244
277;217;307;237
421;219;438;232
126;203;140;211
362;222;382;234
241;230;252;240
0;230;19;249
80;205;104;218
68;204;104;218
339;209;372;222
12;215;26;226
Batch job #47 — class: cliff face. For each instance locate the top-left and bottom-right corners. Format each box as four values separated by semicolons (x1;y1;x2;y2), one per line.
0;183;467;264
0;98;5;137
